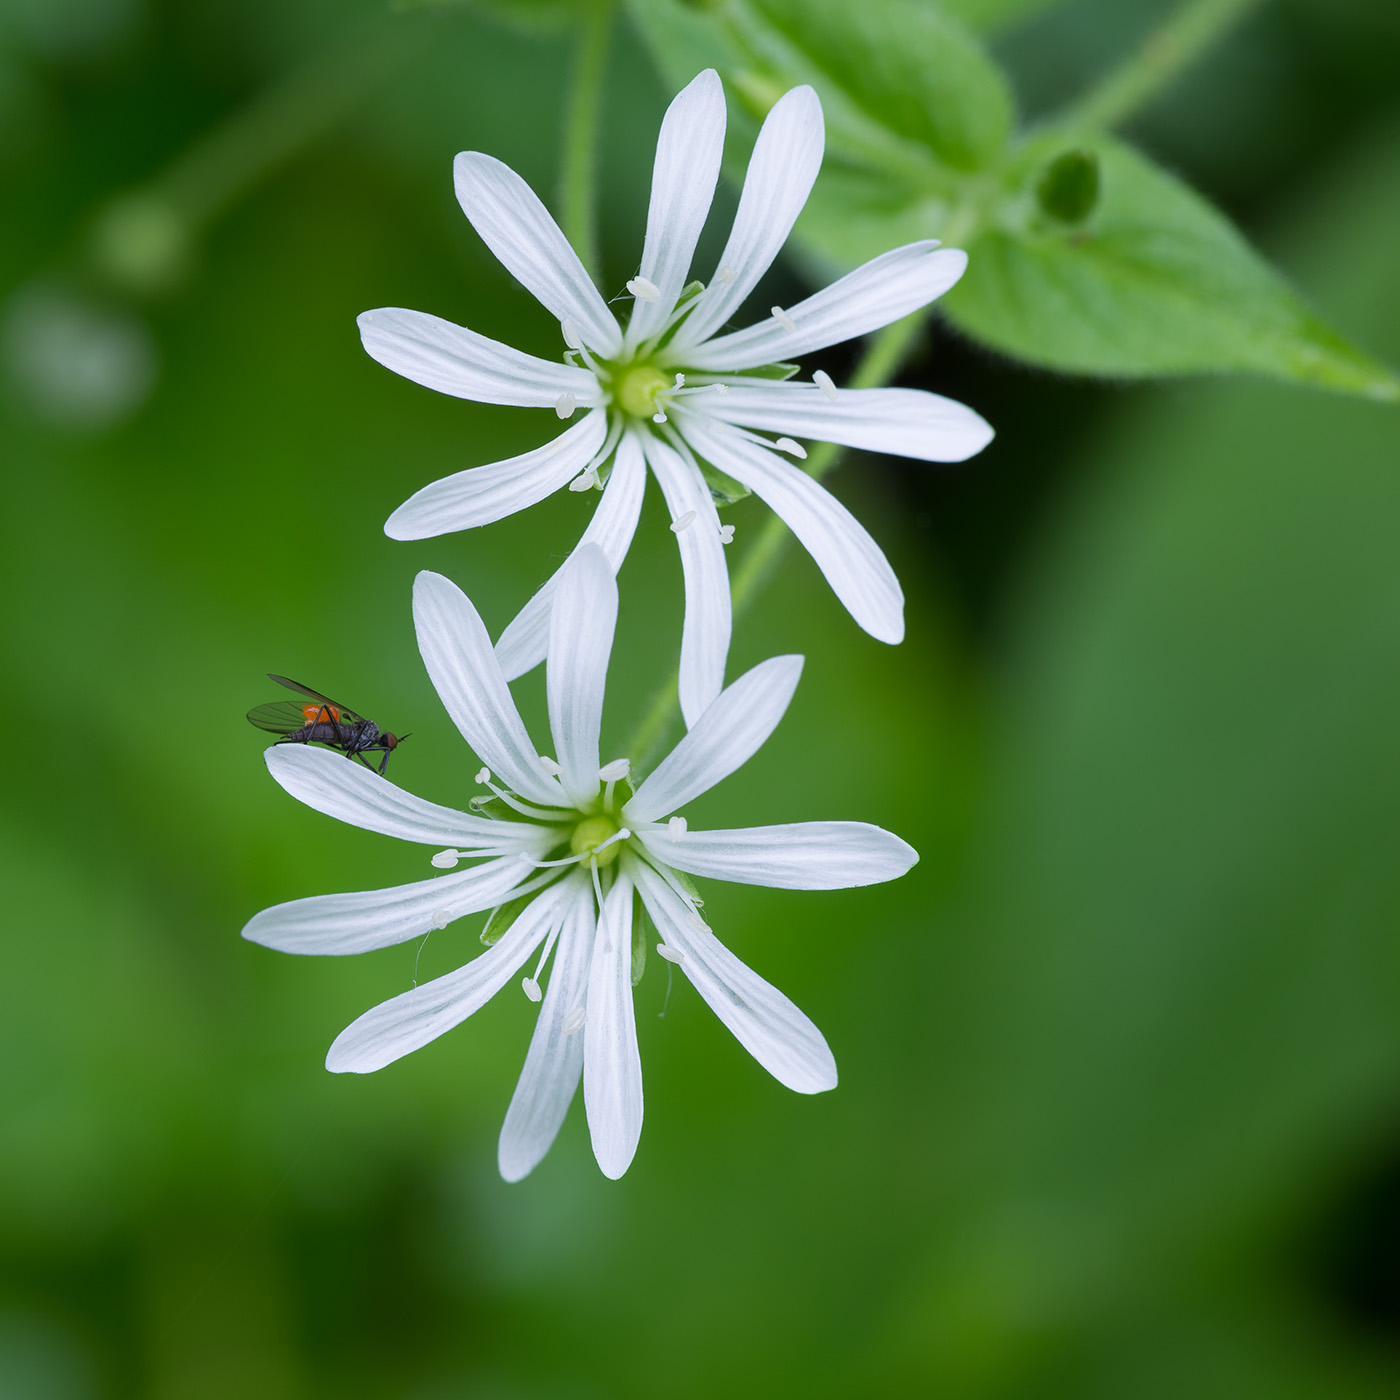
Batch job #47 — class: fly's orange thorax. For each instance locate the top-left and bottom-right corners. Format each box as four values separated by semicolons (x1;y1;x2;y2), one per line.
302;702;341;724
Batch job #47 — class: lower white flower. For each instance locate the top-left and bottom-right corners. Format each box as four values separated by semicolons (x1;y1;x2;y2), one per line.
242;547;918;1181
358;69;993;729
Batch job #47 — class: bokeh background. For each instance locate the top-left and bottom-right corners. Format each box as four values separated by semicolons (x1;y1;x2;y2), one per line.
3;0;1400;1395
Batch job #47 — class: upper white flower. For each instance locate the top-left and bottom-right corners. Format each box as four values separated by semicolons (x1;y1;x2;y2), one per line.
358;69;993;729
242;546;917;1181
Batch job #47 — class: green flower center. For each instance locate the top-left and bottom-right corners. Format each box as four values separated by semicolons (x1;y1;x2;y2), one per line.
612;364;670;421
571;813;623;867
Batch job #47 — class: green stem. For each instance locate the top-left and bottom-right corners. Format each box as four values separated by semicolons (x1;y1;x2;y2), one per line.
559;0;613;282
1064;0;1268;132
629;314;926;770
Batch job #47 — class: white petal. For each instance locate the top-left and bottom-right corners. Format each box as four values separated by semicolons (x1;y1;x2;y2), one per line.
498;879;598;1181
708;383;993;462
264;744;548;852
325;878;574;1073
413;571;564;807
547;545;617;808
495;431;646;681
624;654;802;825
242;855;540;956
640;434;731;727
583;870;643;1178
639;821;917;889
385;411;608;541
454;151;622;357
358;307;601;406
683;420;903;643
670;86;824;351
626;69;726;347
684;243;967;371
629;856;836;1093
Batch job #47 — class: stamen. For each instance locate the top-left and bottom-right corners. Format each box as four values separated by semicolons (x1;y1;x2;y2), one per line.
431;848;460;869
775;437;807;459
686;911;712;934
598;758;630;781
714;383;728;396
539;755;560;777
563;1006;587;1036
555;392;577;420
479;777;575;822
521;976;542;1002
813;369;839;402
561;319;582;350
569;464;600;493
771;305;797;334
668;816;687;842
718;523;735;545
656;943;685;964
652;410;667;424
429;909;454;929
627;276;661;303
591;827;631;855
673;373;685;387
670;510;697;534
716;264;737;284
475;766;491;784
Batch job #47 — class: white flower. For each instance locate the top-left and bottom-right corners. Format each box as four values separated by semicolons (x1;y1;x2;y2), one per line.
358;70;993;729
242;547;917;1181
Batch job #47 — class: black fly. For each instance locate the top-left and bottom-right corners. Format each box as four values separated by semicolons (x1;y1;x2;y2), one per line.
246;674;407;775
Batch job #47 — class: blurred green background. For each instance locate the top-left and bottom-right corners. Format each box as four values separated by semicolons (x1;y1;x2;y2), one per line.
3;0;1400;1395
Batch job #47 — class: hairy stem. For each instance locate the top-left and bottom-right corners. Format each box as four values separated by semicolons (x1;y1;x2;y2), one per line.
1065;0;1268;131
629;314;926;770
559;0;614;282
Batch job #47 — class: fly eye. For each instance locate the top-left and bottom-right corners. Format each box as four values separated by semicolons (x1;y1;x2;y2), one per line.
384;734;398;748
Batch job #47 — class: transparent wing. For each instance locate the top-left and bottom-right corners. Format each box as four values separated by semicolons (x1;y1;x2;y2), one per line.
247;700;313;735
267;673;363;723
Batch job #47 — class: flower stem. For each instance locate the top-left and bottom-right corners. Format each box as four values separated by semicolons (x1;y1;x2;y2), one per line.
628;313;925;770
1063;0;1267;132
559;0;614;283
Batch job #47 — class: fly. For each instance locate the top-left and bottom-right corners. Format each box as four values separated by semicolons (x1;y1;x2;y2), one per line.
247;674;407;775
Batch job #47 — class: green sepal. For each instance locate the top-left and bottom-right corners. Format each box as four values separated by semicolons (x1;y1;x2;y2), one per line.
1036;149;1100;226
701;463;751;506
732;361;800;381
467;796;537;824
631;891;652;987
480;890;537;947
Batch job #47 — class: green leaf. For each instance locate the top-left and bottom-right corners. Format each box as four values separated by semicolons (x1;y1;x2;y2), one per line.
943;135;1400;399
744;0;1014;172
938;0;1069;33
1035;148;1099;225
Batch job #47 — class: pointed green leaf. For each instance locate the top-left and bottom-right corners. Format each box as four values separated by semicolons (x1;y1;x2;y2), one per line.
943;136;1400;399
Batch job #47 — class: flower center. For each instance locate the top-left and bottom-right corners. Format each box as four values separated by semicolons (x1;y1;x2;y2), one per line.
613;364;671;421
571;813;623;867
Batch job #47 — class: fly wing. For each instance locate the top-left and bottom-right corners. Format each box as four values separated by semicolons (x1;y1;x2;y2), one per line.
267;673;362;723
247;700;313;734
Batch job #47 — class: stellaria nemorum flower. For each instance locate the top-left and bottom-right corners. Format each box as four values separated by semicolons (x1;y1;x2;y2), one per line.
358;69;993;728
242;547;917;1180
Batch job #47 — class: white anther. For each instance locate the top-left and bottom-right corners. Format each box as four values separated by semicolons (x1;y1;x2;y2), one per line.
713;383;728;396
627;276;661;303
656;943;685;964
652;410;667;424
562;1006;587;1036
431;849;460;869
521;976;542;1003
599;758;631;781
718;523;735;545
429;908;454;929
670;510;697;534
673;373;685;387
555;392;577;420
668;815;687;841
813;369;839;402
771;305;797;334
475;767;491;784
686;912;711;934
561;319;582;350
568;466;599;492
716;264;737;284
775;437;807;459
539;755;560;776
